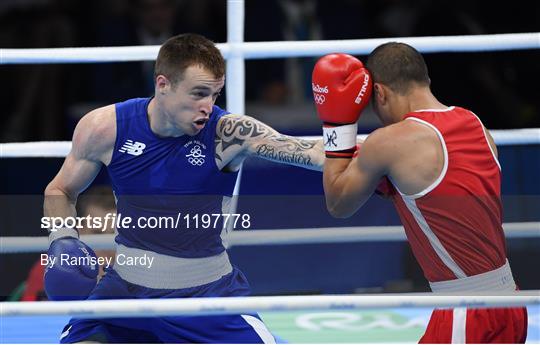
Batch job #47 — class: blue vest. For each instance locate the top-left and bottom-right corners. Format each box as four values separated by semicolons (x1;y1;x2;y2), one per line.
108;98;238;258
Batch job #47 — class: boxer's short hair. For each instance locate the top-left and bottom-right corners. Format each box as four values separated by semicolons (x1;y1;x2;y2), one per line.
366;42;430;94
154;33;225;87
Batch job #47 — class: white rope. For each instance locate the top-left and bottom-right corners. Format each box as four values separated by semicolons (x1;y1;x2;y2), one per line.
486;128;540;145
1;129;538;158
2;222;538;254
0;45;161;64
0;141;72;157
302;128;540;146
239;33;540;59
1;33;538;64
1;292;538;318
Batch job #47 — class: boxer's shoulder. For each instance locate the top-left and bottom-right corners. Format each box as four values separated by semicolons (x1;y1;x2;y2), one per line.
72;105;116;164
373;120;438;150
361;120;440;174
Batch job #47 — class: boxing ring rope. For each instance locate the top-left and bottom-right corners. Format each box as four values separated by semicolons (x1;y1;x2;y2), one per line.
1;32;539;64
1;129;539;158
1;222;539;254
2;293;539;318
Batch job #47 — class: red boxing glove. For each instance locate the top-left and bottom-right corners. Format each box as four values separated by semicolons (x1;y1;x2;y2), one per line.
312;53;372;158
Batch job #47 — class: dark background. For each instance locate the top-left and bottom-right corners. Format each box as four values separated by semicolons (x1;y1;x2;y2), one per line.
1;0;539;141
1;0;539;298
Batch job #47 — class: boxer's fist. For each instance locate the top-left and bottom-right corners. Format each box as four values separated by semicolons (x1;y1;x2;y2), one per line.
312;53;372;125
312;54;372;158
44;237;98;300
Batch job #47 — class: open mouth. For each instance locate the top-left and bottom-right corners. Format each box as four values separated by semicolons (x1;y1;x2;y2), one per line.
193;118;208;130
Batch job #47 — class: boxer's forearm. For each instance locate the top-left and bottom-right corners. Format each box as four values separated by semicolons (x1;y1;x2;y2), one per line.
44;184;80;241
216;115;324;171
44;184;77;220
323;158;351;207
252;137;324;171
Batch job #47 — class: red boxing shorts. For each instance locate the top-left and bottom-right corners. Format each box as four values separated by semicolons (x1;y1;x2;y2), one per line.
419;307;528;343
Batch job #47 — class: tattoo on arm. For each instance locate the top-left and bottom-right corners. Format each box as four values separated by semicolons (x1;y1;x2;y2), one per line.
215;115;261;162
254;139;316;167
216;115;323;170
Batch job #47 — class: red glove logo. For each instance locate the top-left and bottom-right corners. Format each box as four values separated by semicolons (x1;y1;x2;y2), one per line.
354;74;371;105
312;83;329;104
312;83;329;94
314;93;326;105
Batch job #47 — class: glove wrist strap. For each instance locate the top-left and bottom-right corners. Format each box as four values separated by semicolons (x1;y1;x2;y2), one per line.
49;227;79;245
323;123;358;152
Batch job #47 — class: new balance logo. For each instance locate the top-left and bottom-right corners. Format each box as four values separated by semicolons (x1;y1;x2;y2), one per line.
119;140;146;156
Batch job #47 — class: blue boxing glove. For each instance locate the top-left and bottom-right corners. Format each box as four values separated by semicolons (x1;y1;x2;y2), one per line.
44;229;98;301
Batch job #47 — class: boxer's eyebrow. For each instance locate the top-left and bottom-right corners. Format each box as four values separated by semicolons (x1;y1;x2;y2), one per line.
191;86;211;91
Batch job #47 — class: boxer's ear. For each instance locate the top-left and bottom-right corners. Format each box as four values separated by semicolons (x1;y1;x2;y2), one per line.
155;75;170;95
374;83;386;105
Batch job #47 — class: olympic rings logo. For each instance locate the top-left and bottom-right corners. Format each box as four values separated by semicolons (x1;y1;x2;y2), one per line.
188;157;205;166
186;145;206;166
314;93;326;105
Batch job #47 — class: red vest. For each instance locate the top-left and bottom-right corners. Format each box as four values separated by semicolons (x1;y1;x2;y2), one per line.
382;106;505;282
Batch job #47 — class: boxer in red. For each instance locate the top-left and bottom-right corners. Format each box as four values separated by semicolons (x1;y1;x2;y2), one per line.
311;43;527;343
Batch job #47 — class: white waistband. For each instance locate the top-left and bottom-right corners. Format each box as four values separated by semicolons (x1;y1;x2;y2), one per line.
113;244;233;289
429;259;516;293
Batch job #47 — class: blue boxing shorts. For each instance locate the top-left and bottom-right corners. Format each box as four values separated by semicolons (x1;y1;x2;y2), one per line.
59;267;276;343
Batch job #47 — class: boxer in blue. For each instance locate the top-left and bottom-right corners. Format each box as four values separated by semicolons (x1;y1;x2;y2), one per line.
43;34;324;343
